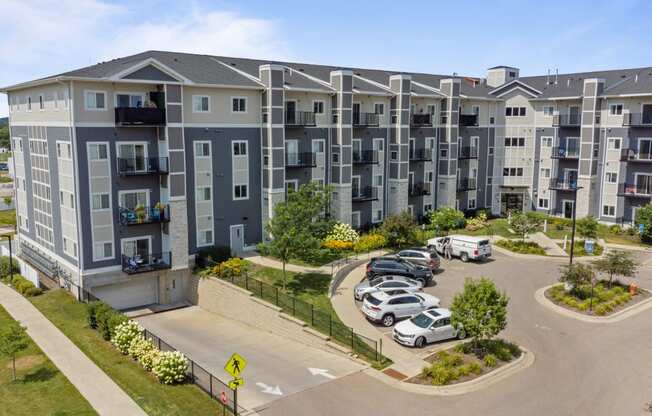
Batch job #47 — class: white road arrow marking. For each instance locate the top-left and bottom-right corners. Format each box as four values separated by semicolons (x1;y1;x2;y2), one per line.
256;382;283;396
308;367;336;379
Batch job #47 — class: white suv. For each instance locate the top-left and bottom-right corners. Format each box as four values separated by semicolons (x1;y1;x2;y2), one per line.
392;308;466;347
361;292;440;327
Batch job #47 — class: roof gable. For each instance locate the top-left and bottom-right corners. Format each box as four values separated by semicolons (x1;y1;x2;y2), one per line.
490;80;541;98
122;64;179;82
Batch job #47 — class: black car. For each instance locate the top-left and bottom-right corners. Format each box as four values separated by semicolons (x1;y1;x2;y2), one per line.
365;257;433;286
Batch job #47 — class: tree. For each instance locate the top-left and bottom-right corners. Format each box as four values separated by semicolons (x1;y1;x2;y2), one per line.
378;211;418;248
428;208;466;232
559;263;593;294
0;126;9;150
511;211;540;242
576;215;599;240
593;250;638;287
635;204;652;243
0;322;29;381
450;278;509;349
266;182;333;288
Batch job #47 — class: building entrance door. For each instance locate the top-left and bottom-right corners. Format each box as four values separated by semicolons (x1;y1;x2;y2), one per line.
500;193;523;216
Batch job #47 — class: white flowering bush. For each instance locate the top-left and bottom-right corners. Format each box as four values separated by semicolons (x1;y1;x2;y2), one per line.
111;320;143;354
325;222;359;243
128;336;156;363
153;351;188;384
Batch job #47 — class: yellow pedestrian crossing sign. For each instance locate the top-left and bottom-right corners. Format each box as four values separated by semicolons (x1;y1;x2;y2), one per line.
224;353;247;378
228;378;245;389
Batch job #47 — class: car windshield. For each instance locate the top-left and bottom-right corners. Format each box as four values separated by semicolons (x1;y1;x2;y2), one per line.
479;240;490;246
410;313;433;329
366;295;383;306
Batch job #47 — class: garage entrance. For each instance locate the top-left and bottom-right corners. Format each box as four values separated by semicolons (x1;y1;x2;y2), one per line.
93;276;159;310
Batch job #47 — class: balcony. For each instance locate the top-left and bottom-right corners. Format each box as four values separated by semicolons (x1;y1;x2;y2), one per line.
623;113;652;127
285;152;316;168
409;148;433;162
459;114;479;127
352;186;379;202
409;182;432;197
458;146;479;160
119;205;170;226
550;146;580;159
549;178;579;191
353;112;380;127
115;107;166;126
352;150;379;165
617;183;652;198
457;178;477;191
552;114;581;127
122;252;172;275
620;148;652;163
117;157;169;176
20;243;58;278
410;113;432;127
285;111;316;127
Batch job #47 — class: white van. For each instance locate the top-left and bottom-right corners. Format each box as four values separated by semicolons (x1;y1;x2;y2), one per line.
427;235;492;262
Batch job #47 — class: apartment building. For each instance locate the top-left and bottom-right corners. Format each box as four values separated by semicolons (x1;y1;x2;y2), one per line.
3;50;652;309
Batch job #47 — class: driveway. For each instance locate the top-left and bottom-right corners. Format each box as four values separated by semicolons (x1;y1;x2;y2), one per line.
136;306;365;411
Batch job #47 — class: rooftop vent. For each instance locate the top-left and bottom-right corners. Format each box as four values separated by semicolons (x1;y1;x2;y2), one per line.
230;62;236;66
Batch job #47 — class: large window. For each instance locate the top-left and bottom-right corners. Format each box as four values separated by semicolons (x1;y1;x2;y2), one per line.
92;193;110;210
119;190;148;209
122;237;150;258
116;93;144;108
89;143;108;160
195;142;210;157
85;91;106;110
609;104;623;115
506;107;526;117
232;97;247;113
192;95;210;112
313;100;324;114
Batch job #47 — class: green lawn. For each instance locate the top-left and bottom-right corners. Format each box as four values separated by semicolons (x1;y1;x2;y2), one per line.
0;304;96;415
30;290;228;416
0;210;16;228
558;240;604;257
0;152;10;162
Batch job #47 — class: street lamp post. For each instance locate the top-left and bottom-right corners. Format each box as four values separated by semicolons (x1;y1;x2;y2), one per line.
2;234;13;282
569;188;579;265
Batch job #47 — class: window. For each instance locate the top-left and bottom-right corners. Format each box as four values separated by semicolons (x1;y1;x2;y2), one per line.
488;147;494;155
53;91;59;109
487;177;493;185
192;95;210;112
92;194;110;210
505;137;525;147
119;190;148;209
372;209;383;223
440;149;448;158
84;91;106;110
543;106;554;116
603;205;615;217
116;93;144;108
518;137;525;147
506;107;526;117
232;97;247;113
538;198;549;209
199;230;213;246
520;107;526;116
39;95;44;110
607;138;621;150
374;174;383;187
232;141;247;156
426;104;436;116
605;172;618;183
88;143;107;160
609;104;623;115
198;187;211;201
27;96;32;111
234;184;248;199
503;167;524;177
424;204;433;213
390;151;398;161
541;137;553;147
541;168;551;178
95;242;113;260
63;237;77;258
374;103;385;115
468;198;476;209
195;142;210;157
313;101;324;114
57;143;71;159
332;153;340;163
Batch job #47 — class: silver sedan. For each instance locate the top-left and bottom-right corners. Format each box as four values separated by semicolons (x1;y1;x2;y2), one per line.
354;275;423;301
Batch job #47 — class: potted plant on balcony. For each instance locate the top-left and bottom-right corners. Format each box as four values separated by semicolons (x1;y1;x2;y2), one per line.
154;201;166;221
134;204;146;223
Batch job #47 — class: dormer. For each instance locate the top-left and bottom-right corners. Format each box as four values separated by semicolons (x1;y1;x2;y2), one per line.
487;66;519;88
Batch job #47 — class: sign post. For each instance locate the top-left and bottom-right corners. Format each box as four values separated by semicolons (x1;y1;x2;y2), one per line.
224;353;248;416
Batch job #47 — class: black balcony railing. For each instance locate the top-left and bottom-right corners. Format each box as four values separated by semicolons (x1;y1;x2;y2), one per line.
119;205;170;226
459;114;479;127
285;111;316;126
117;157;169;176
553;114;581;127
409;148;433;161
458;146;479;160
410;113;432;127
352;150;379;165
620;148;652;162
617;182;652;198
457;178;477;191
623;113;652;127
352;186;379;202
353;112;380;127
122;252;172;274
285;152;317;168
409;182;432;197
549;178;579;191
550;146;580;159
20;243;58;278
115;107;166;126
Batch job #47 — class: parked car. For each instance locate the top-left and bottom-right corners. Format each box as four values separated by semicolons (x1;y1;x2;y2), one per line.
392;308;466;347
354;275;423;301
427;235;492;262
365;257;434;286
361;291;440;327
395;247;440;271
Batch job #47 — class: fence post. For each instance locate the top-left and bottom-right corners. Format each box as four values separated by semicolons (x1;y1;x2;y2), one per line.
209;374;213;398
311;304;314;327
245;274;249;291
260;281;263;298
157;337;161;350
292;297;296;316
351;327;354;350
329;316;332;337
275;287;279;306
379;338;382;362
191;360;194;381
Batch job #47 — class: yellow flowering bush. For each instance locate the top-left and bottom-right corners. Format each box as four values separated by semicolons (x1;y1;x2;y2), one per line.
354;233;387;253
322;239;354;251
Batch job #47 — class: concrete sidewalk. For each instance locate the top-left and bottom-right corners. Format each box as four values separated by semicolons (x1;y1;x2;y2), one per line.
528;232;568;256
244;249;387;275
0;284;146;416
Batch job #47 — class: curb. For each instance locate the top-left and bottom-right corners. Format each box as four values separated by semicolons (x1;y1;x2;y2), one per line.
365;346;534;396
491;244;566;259
535;284;652;323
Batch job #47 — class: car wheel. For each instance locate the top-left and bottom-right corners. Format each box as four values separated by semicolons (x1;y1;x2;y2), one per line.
457;329;467;340
415;336;426;348
417;277;426;287
381;314;395;327
460;252;469;262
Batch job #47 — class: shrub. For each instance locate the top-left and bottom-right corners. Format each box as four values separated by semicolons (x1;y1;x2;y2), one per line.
0;256;19;280
462;362;483;376
197;246;231;267
427;365;456;385
86;301;109;329
212;257;249;278
495;239;546;255
325;222;359;243
465;213;489;231
96;306;127;341
153;351;188;385
322;239;354;251
354;233;387;253
634;204;652;242
256;242;271;256
609;224;623;235
128;337;158;371
594;304;608;315
111;320;144;354
429;208;466;231
378;212;419;248
483;354;498;368
23;287;42;297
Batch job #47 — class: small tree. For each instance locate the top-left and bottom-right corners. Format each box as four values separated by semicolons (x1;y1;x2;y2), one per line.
0;322;29;381
266;182;333;288
450;278;509;349
559;263;593;294
592;250;638;287
635;204;652;243
576;215;599;240
511;211;540;242
428;208;466;232
378;211;418;248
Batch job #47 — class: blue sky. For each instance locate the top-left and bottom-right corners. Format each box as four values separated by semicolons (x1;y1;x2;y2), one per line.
2;0;651;116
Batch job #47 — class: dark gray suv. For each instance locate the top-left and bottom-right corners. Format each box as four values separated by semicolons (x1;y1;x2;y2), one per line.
365;257;434;286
